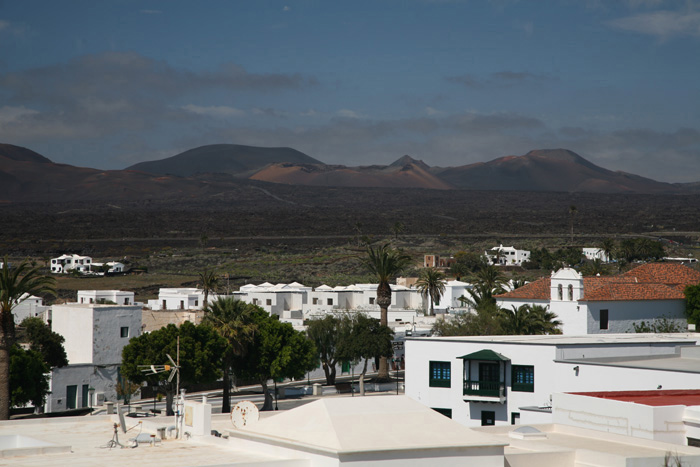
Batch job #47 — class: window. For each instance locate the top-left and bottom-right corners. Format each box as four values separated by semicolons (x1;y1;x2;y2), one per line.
194;300;198;307
511;412;520;425
369;297;375;305
568;284;574;301
512;365;534;392
327;298;333;306
600;309;609;330
266;299;272;306
429;361;451;388
481;410;495;426
432;408;452;419
120;326;129;338
253;298;258;305
557;284;563;300
162;300;167;309
180;300;185;310
313;298;319;305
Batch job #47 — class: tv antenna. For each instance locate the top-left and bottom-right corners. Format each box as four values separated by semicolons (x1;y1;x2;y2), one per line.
139;336;181;398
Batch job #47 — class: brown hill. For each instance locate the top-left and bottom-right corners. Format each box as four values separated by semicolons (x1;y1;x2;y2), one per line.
250;161;453;190
126;144;322;178
0;144;253;203
434;149;678;193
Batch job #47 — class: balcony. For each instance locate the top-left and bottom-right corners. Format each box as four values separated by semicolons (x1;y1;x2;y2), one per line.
463;380;506;403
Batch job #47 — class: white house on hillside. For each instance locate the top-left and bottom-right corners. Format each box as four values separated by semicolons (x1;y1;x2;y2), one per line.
485;245;530;266
12;293;49;324
405;334;700;430
495;263;700;334
91;261;126;273
47;302;142;412
583;247;610;262
147;288;207;311
50;254;92;274
77;290;135;306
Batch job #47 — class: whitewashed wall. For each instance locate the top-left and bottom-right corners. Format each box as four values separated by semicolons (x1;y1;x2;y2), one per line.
405;337;700;428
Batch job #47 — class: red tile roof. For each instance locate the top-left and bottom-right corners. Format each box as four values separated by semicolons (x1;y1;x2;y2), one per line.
496;263;700;302
569;389;700;407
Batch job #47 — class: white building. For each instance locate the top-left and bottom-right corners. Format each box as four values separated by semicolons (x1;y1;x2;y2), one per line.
77;290;135;306
147;288;206;311
583;247;610;262
4;394;700;466
12;293;49;324
50;254;92;274
553;387;700;446
496;263;700;334
91;261;126;273
46;302;142;412
405;334;700;430
485;245;530;266
235;282;425;323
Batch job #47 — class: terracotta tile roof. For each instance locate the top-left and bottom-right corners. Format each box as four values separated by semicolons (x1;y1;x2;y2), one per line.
496;263;700;302
496;277;551;300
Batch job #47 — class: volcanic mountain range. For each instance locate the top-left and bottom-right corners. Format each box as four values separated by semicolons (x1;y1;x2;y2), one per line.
0;143;695;203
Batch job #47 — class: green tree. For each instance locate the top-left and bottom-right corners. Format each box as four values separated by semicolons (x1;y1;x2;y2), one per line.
337;314;393;396
306;314;350;385
0;259;56;420
9;345;49;409
432;301;504;336
19;317;68;368
416;267;447;316
199;270;219;309
236;312;317;411
201;297;257;413
600;238;616;262
685;284;700;325
500;304;562;335
121;322;226;415
391;221;405;240
449;251;486;279
465;265;507;308
632;316;685;333
361;243;411;380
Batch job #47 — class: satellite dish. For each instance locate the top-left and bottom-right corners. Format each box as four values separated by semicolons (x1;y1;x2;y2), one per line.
230;400;259;429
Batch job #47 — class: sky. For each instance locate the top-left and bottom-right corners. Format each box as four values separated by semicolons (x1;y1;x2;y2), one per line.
1;0;699;182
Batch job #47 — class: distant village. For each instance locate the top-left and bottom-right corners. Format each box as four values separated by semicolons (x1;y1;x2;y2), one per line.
5;244;700;465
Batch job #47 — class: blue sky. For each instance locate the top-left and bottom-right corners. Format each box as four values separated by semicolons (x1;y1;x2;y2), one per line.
1;0;699;182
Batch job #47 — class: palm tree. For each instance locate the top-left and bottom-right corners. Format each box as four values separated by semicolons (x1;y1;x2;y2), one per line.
600;238;615;263
201;297;257;413
391;221;404;240
199;270;219;309
569;205;578;243
0;259;56;420
416;268;446;316
475;265;507;294
361;244;411;380
500;304;562;335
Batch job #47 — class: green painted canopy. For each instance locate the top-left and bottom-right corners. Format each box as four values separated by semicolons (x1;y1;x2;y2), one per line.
457;349;510;361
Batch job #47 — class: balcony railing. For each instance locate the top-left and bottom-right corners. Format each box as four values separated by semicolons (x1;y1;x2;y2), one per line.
463;380;504;398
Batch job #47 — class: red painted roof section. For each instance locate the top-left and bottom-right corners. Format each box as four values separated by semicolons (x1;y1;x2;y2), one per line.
568;389;700;407
496;263;700;302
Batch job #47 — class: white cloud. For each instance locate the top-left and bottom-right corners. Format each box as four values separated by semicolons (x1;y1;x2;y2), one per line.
0;20;9;31
283;6;291;11
0;105;39;124
425;107;443;116
299;109;318;117
609;10;700;38
336;109;364;119
182;104;245;118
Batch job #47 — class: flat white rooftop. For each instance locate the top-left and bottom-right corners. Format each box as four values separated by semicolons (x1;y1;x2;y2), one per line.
410;333;700;346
